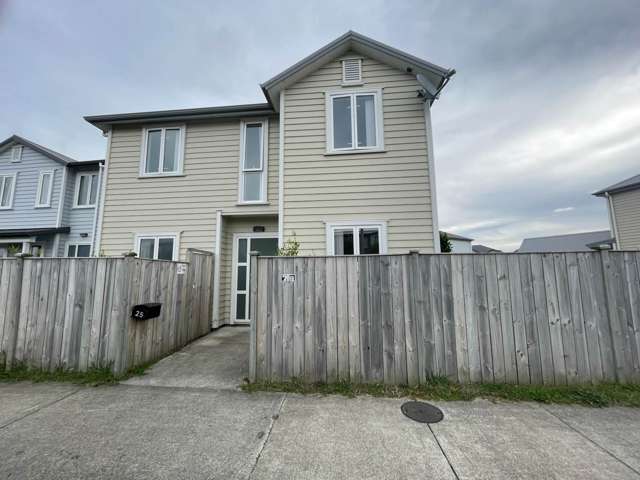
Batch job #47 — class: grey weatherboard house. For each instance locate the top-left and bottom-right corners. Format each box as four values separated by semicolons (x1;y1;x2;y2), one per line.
594;173;640;250
0;135;103;257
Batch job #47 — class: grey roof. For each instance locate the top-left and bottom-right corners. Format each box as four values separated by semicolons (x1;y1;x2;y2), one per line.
0;227;70;238
517;230;612;253
441;231;473;242
85;103;274;134
261;30;455;108
0;135;103;166
472;244;502;254
593;173;640;196
85;31;455;131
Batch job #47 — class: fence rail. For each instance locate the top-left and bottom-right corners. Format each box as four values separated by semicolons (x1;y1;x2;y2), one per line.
0;250;214;374
249;251;640;385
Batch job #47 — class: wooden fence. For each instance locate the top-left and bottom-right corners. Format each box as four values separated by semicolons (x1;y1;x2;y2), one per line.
249;251;640;385
0;249;214;374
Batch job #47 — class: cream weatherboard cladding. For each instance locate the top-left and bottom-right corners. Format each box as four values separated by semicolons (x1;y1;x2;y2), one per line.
611;189;640;250
281;53;436;254
99;118;279;259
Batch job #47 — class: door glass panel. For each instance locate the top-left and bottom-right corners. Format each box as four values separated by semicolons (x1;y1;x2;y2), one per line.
250;238;278;256
237;265;247;291
76;245;91;257
334;229;354;255
157;238;174;260
359;228;380;254
238;238;247;263
236;294;246;319
139;239;155;259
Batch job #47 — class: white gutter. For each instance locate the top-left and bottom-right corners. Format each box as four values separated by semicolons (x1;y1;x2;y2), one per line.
278;90;285;248
212;208;223;328
93;129;112;256
90;163;104;256
424;100;441;253
606;192;621;250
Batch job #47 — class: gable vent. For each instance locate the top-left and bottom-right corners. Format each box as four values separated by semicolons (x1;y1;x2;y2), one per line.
11;145;22;163
342;58;362;84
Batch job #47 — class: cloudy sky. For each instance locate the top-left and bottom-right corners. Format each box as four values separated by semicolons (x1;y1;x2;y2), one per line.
2;0;639;251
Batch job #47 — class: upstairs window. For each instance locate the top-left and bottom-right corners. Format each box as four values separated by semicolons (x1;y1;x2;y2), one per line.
239;120;268;203
0;173;17;209
141;126;184;176
35;170;54;208
327;89;383;153
11;145;22;163
135;234;177;261
326;222;387;255
74;173;99;207
67;243;91;257
342;58;362;84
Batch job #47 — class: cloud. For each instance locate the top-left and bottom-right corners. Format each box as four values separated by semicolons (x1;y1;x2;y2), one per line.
1;0;638;251
553;207;575;213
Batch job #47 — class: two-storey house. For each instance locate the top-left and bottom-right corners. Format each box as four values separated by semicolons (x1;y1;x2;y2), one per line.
0;135;103;257
85;31;455;327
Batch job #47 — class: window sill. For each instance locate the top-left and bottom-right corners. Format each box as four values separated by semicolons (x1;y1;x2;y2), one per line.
34;205;51;209
138;173;186;179
325;148;386;156
72;205;95;210
0;207;13;210
236;201;270;206
341;81;364;87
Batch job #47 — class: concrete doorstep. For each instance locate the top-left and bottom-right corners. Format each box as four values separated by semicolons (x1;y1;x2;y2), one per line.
1;328;639;479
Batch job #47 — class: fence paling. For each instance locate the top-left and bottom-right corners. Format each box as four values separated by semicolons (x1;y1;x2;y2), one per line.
0;251;214;374
249;251;640;386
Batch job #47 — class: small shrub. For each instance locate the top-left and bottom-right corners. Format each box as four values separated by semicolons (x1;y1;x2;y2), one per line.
278;234;300;256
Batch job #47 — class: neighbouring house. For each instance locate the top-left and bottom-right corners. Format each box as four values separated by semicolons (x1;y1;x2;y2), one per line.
85;31;455;327
472;244;502;254
516;230;614;253
441;231;473;253
0;135;103;257
593;173;640;250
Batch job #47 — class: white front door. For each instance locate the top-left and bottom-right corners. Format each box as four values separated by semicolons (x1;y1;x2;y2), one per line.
231;233;278;324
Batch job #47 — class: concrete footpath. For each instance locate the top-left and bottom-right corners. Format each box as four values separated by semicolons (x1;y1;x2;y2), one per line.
1;328;639;479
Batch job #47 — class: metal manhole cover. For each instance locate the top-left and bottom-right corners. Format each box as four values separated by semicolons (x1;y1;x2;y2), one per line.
401;401;444;423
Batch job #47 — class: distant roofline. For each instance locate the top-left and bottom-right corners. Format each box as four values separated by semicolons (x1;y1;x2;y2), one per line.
0;134;102;166
521;230;611;242
441;230;474;242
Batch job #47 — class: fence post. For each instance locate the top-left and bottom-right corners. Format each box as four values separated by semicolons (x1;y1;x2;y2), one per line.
2;258;24;370
249;251;259;382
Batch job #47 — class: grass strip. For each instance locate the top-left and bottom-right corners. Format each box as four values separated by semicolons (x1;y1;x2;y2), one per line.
0;362;152;386
242;377;640;408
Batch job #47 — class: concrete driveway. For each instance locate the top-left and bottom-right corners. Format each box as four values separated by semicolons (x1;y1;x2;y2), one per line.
1;327;640;479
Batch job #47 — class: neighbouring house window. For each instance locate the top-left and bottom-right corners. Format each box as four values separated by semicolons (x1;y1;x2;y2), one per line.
35;170;54;207
74;173;99;207
11;145;22;162
67;244;91;257
239;120;268;203
326;222;387;255
135;234;178;261
327;90;382;152
141;126;184;175
0;173;17;209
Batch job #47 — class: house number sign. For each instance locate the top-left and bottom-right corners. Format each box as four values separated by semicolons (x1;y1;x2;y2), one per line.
281;274;296;283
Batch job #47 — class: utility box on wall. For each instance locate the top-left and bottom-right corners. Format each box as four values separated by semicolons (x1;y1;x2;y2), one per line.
132;303;162;320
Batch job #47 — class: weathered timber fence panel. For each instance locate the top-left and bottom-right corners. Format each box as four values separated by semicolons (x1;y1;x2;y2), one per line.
0;249;214;374
249;251;640;385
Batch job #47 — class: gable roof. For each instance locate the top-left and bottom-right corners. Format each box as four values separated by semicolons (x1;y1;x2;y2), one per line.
472;244;502;254
0;135;103;167
261;30;455;109
593;173;640;196
517;230;611;253
441;231;473;242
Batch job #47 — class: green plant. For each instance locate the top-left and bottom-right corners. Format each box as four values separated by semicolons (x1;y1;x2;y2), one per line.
122;251;138;257
7;243;21;257
440;232;452;253
278;234;300;256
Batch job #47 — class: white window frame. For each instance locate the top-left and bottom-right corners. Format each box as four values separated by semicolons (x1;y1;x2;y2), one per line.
134;233;179;261
139;125;186;177
11;145;23;163
325;220;388;255
73;172;99;208
0;173;17;210
238;119;269;204
325;88;384;154
66;242;92;258
35;169;55;208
